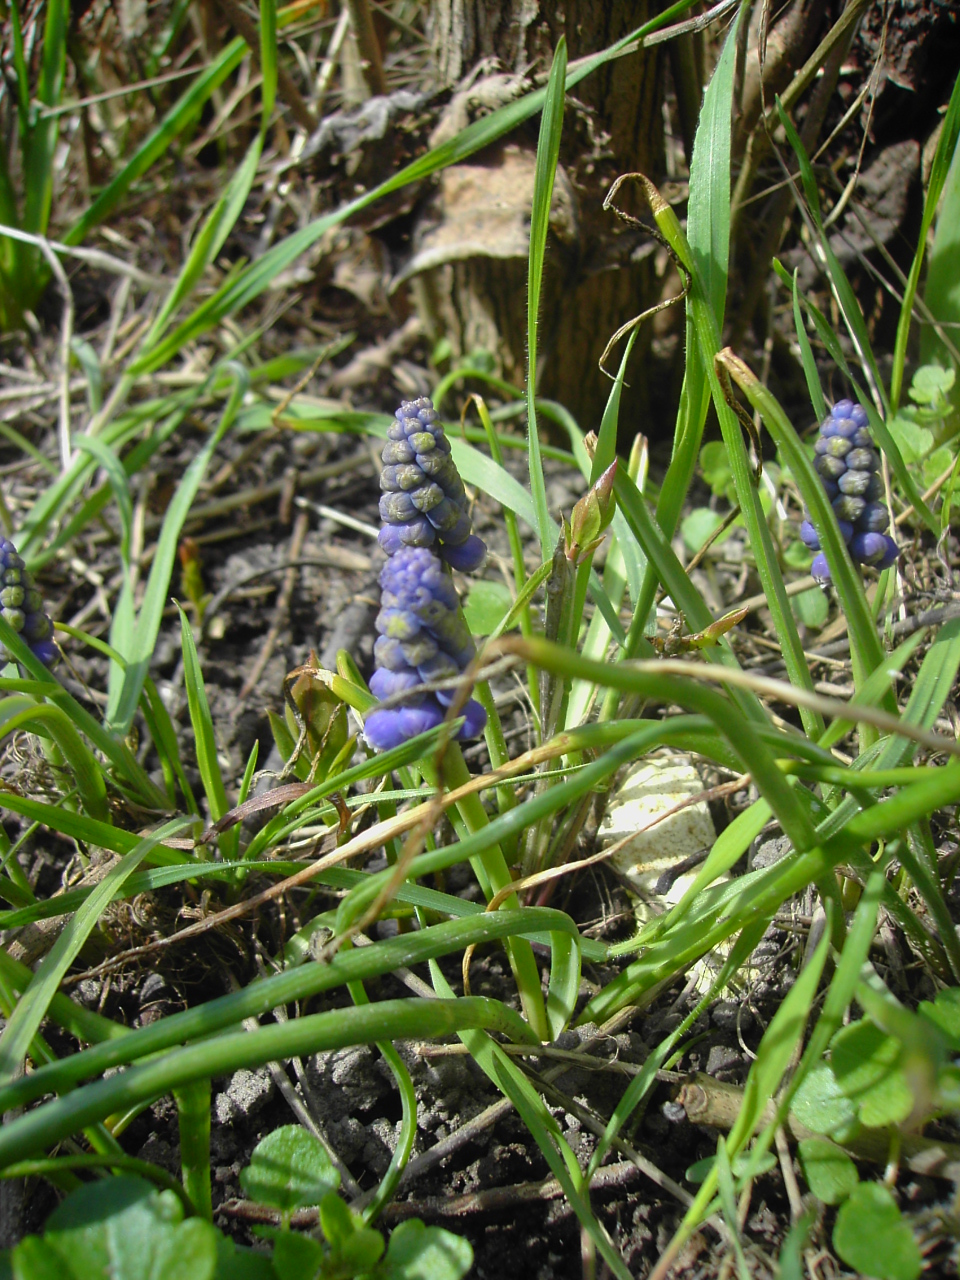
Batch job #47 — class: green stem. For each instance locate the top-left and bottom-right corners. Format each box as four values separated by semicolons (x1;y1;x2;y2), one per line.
174;1079;212;1220
438;744;549;1042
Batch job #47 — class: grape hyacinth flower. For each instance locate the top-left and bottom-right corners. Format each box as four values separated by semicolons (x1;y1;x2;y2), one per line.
378;397;486;573
364;399;487;752
799;400;899;586
0;536;58;668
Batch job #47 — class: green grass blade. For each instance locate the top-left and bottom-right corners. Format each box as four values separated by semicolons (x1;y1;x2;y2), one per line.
716;351;887;701
526;37;567;562
73;437;133;564
791;270;827;421
686;3;741;326
107;365;247;733
63;42;248;248
0;998;535;1164
259;0;278;127
174;1079;212;1219
776;99;886;411
0;619;167;808
0;818;191;1086
144;137;264;346
21;0;67;237
178;608;234;860
0;909;580;1116
892;67;960;407
429;961;631;1280
127;1;701;376
0;697;108;822
921;98;960;388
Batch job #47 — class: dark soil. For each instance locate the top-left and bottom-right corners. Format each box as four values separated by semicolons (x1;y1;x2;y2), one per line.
3;0;960;1275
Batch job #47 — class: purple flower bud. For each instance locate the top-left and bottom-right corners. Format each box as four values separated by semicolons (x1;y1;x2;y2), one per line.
442;536;486;573
833;399;854;418
846;447;879;472
833;494;866;523
838;469;872;497
850;531;888;565
811;553;831;584
0;537;58;668
816;455;847;481
800;520;820;550
877;536;899;570
857;502;889;532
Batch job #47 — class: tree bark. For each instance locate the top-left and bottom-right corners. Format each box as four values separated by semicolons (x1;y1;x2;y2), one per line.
410;0;679;434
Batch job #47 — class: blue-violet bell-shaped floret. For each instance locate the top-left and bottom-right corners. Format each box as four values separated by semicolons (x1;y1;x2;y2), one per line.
0;537;58;667
801;400;900;584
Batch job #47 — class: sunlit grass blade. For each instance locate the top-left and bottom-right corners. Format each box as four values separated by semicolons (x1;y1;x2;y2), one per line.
526;37;567;562
107;365;247;733
0;998;536;1164
716;350;887;704
0;817;192;1087
0;908;580;1117
178;608;234;861
776;101;939;533
428;961;631;1280
892;68;960;407
791;270;827;421
127;0;701;377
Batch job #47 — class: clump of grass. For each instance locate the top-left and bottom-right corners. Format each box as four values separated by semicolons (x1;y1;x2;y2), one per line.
2;5;960;1277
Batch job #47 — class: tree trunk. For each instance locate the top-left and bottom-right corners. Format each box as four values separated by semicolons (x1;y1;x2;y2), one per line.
405;0;682;434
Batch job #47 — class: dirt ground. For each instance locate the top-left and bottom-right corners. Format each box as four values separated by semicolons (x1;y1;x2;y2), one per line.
3;0;960;1275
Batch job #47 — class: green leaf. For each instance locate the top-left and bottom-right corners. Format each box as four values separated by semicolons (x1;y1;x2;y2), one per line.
909;363;955;406
213;1237;276;1280
833;1182;921;1280
239;1127;340;1214
268;1233;323;1280
680;507;725;554
831;1021;914;1128
526;37;567;562
918;988;960;1051
699;441;735;503
461;579;515;636
797;1137;858;1204
377;1219;473;1280
791;586;828;630
790;1061;858;1141
684;1151;776;1185
19;1177;219;1280
886;415;933;465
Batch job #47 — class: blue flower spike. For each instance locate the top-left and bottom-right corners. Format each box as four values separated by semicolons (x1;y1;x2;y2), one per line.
0;536;58;668
804;400;899;585
364;399;487;751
